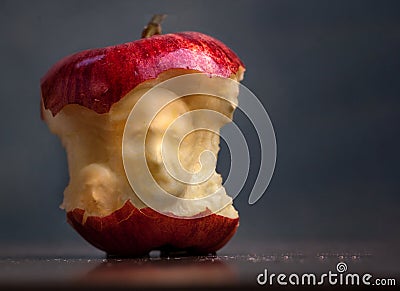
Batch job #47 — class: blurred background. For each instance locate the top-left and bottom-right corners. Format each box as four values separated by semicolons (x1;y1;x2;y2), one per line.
0;0;399;254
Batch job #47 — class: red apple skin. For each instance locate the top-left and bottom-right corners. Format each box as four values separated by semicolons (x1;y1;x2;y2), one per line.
67;201;239;256
41;31;244;116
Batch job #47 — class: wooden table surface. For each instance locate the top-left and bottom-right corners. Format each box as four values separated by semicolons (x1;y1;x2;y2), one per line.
0;242;398;290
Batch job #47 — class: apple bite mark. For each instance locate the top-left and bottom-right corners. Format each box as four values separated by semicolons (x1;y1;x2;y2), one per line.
41;15;245;255
42;69;242;218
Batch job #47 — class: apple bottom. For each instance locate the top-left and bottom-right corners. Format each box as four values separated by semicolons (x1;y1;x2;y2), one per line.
67;200;239;257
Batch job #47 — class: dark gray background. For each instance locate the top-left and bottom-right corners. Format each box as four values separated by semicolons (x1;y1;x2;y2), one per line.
0;0;399;252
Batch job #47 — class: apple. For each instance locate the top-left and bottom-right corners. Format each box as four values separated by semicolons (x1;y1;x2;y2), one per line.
41;15;245;256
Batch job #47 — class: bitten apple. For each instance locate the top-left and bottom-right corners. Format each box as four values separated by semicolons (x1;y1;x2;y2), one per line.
41;16;245;256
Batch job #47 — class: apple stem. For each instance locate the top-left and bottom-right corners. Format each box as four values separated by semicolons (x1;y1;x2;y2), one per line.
142;14;167;38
